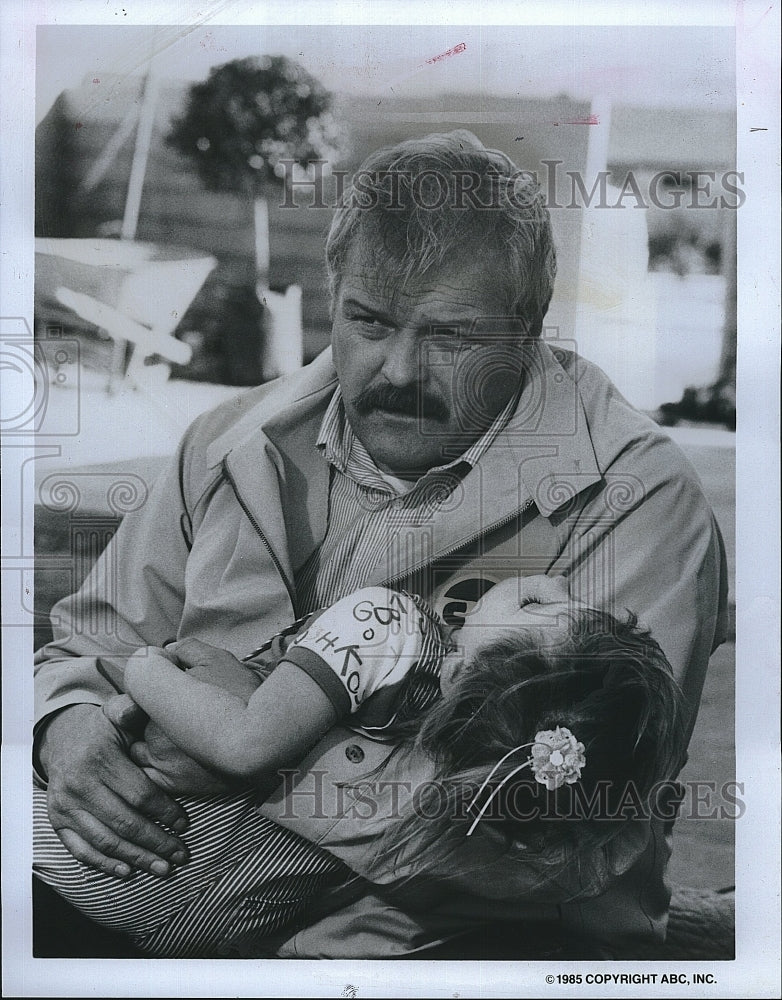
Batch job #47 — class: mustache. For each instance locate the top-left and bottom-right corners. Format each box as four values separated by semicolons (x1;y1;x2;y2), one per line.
352;383;449;422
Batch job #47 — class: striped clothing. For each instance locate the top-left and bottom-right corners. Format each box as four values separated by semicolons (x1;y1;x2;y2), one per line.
33;589;448;957
33;789;353;958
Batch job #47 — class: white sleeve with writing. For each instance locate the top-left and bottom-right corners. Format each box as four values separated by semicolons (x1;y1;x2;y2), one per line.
282;587;431;717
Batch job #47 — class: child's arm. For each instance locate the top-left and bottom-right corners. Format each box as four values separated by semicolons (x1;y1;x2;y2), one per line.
124;587;438;783
103;640;272;794
124;648;338;782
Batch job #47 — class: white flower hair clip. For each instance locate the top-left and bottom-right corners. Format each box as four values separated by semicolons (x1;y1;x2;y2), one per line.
466;727;586;837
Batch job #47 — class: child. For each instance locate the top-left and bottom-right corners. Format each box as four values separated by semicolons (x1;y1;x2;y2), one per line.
33;576;684;957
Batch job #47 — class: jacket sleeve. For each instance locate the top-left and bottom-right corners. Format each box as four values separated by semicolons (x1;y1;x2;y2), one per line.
549;431;728;743
33;416;212;733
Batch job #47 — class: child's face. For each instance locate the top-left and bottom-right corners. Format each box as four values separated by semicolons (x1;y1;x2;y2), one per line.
439;576;577;697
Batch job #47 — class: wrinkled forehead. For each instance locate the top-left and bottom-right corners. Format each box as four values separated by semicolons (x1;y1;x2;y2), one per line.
337;230;519;322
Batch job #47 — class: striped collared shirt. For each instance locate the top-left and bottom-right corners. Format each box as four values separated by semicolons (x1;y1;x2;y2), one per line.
294;385;519;614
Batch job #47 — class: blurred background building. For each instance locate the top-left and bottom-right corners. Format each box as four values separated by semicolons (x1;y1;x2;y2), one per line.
34;23;737;420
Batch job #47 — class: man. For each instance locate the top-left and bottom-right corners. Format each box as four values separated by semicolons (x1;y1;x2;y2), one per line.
34;130;728;957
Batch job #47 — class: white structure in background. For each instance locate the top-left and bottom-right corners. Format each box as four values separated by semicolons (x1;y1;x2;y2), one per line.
34;237;238;471
600;103;732;411
258;282;304;380
649;270;727;407
572;100;657;412
36;57;219;396
253;195;304;381
574;190;658;411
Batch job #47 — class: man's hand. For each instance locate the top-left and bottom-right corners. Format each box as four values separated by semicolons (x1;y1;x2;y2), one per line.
39;703;191;878
130;719;238;797
102;692;236;797
124;639;262;796
163;638;263;699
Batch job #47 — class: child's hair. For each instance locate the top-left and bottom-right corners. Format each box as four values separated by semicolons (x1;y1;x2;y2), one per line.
379;608;685;879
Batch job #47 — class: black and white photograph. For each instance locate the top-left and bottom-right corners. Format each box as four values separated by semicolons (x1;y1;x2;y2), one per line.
1;1;779;996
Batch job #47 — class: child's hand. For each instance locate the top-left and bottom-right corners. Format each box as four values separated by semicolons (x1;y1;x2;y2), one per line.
163;639;262;702
123;645;181;704
102;693;226;797
103;693;147;733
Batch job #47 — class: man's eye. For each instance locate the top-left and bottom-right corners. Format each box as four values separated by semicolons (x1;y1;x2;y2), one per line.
428;326;484;350
349;315;393;339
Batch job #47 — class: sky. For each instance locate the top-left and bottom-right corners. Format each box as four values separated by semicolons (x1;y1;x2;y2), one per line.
35;22;736;126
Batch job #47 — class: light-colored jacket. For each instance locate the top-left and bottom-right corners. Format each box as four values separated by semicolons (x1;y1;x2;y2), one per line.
34;343;728;957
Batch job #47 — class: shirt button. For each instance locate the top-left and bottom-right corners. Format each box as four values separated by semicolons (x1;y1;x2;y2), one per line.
345;744;365;763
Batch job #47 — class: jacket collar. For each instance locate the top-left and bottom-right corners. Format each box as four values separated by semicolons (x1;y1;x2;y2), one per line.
204;343;601;581
205;352;337;585
360;341;601;586
205;350;338;472
491;339;601;517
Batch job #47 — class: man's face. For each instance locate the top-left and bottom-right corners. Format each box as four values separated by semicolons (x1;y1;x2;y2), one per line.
331;243;527;477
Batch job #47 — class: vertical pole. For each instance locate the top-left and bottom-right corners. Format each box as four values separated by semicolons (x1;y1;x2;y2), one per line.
121;65;160;242
254;196;270;288
254;192;303;380
583;97;612;182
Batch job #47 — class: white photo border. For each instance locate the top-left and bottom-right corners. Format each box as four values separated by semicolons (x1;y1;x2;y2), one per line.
2;1;779;997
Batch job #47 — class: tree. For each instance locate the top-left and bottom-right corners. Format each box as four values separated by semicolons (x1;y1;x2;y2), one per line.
167;55;339;289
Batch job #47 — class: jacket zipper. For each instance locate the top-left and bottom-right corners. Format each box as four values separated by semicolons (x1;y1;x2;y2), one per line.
380;496;537;588
225;453;536;605
222;458;297;612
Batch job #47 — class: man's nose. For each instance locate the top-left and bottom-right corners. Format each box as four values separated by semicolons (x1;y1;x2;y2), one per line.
381;329;423;387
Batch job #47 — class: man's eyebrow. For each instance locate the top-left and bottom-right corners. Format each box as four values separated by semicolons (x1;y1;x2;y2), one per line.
340;293;486;331
341;295;394;321
341;295;378;311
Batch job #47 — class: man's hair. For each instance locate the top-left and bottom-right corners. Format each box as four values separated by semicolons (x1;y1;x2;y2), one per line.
325;130;557;336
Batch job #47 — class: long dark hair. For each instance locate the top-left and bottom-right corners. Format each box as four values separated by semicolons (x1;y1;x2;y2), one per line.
375;609;685;879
